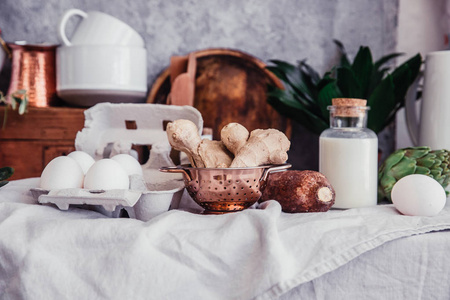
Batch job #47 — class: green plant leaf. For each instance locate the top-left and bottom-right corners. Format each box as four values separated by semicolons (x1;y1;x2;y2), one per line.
0;91;6;104
367;74;396;133
267;41;422;135
268;87;328;134
374;53;404;71
267;60;296;79
296;60;322;102
336;66;362;97
368;66;390;94
0;181;9;188
268;60;316;105
351;46;373;97
0;167;14;181
19;100;26;115
276;81;320;116
268;60;296;72
266;66;288;82
299;59;321;86
1;90;29;130
390;53;422;107
286;69;316;105
316;72;335;90
317;80;342;119
334;39;351;68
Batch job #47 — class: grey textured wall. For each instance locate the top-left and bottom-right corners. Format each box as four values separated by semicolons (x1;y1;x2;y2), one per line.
0;0;399;170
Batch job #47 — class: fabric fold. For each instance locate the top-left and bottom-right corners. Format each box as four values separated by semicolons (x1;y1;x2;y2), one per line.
1;179;450;299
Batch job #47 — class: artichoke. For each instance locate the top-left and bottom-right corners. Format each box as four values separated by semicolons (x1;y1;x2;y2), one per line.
378;147;450;203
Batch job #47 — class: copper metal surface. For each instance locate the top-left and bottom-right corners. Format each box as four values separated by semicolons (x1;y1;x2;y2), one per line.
7;42;60;107
160;164;291;213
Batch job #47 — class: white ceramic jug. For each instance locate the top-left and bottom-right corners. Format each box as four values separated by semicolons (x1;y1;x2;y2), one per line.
405;50;450;150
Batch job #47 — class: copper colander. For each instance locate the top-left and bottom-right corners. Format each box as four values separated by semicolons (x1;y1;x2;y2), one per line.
160;164;291;213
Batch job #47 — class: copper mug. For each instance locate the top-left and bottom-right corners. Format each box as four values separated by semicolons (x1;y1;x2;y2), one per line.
7;42;61;107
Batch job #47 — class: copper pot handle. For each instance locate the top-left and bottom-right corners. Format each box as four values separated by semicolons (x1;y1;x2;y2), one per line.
260;163;292;182
159;166;192;181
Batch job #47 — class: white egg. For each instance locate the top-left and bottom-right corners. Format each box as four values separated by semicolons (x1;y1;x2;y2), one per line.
40;156;84;190
391;174;446;216
67;151;95;174
84;159;129;190
111;153;143;176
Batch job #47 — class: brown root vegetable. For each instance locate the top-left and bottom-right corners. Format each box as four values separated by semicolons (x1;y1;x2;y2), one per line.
166;119;233;168
229;128;290;168
166;119;204;167
260;170;335;213
197;139;233;168
166;120;291;168
221;122;250;155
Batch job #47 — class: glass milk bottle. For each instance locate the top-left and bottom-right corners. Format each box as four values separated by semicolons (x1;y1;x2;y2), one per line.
319;98;378;209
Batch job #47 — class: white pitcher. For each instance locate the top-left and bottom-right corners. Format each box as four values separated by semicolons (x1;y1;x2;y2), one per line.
405;50;450;150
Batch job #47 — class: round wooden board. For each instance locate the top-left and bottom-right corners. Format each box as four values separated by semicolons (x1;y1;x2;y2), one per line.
147;48;291;139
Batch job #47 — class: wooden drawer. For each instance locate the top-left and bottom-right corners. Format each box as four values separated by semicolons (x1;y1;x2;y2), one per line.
0;140;77;180
0;107;85;180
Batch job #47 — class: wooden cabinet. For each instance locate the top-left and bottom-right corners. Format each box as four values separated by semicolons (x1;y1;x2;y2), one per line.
0;107;85;180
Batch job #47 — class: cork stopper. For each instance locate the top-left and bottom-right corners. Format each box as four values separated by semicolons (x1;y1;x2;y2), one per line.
332;98;367;107
332;98;367;117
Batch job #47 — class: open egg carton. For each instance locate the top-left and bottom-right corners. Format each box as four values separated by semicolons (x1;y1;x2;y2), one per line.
32;103;204;221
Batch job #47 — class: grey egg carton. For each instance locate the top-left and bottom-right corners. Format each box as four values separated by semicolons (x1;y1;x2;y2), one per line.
31;174;186;220
33;103;203;220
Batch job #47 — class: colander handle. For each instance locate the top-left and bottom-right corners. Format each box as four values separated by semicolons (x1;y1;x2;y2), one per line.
260;163;292;182
159;166;192;181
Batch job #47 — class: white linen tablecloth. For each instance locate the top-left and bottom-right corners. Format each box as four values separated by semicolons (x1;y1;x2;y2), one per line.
1;178;450;299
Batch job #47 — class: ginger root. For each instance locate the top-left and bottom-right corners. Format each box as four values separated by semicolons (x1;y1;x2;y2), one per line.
198;139;233;168
221;123;249;155
166;119;204;167
166;119;290;168
229;128;290;168
166;119;233;168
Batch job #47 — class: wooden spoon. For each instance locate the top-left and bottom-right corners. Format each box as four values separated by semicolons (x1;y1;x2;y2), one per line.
168;53;197;106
